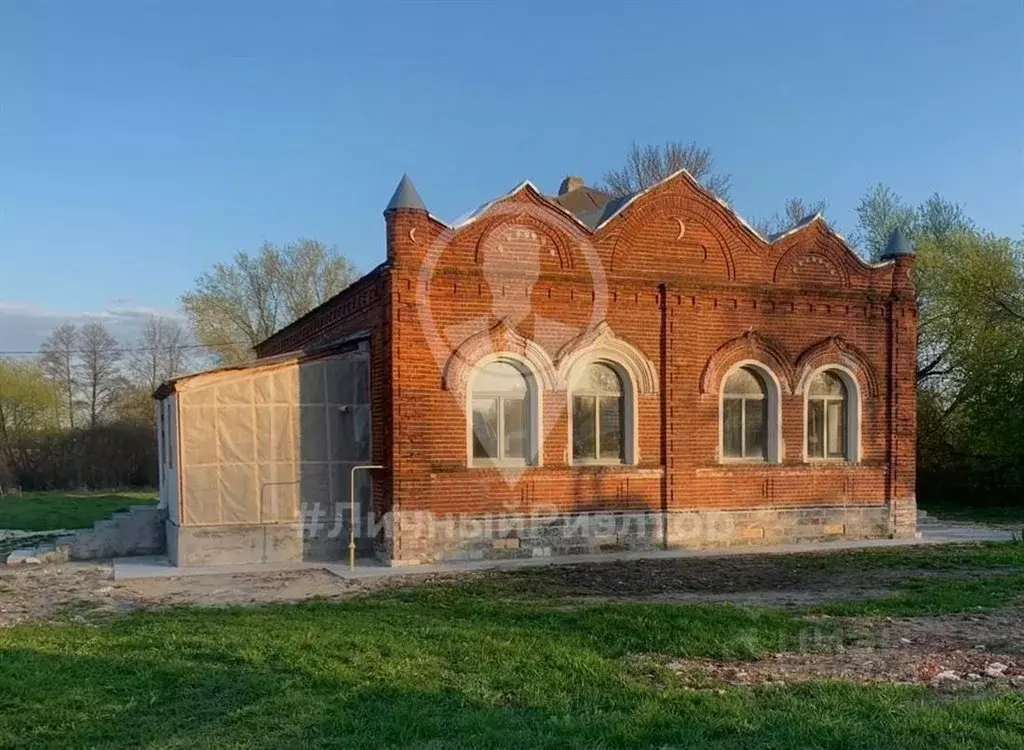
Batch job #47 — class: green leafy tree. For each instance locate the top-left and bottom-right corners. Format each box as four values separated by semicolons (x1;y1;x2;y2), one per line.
855;185;1024;504
0;358;59;485
853;184;920;260
181;239;358;364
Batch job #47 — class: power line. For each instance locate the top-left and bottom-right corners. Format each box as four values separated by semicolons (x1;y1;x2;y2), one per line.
0;342;251;356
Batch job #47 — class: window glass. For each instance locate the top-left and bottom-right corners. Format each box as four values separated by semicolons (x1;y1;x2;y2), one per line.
807;399;825;458
722;367;768;460
572;363;628;463
475;361;528;395
744;398;767;459
826;399;846;457
809;371;846;398
472;398;499;460
598;396;623;460
572;396;596;461
807;370;849;460
471;360;534;465
723;398;743;458
724;367;765;396
580;362;622;395
503;397;527;459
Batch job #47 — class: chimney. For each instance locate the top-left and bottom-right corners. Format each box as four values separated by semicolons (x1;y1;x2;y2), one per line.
558;175;585;195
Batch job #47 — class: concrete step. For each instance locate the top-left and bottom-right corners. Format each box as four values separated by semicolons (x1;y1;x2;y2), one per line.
35;544;70;564
5;548;41;565
5;506;167;566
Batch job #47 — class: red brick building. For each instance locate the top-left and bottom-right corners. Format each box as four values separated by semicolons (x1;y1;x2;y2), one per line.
246;169;917;565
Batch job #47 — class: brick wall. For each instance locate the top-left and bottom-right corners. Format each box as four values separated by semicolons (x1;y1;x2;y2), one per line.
381;174;916;561
257;172;917;562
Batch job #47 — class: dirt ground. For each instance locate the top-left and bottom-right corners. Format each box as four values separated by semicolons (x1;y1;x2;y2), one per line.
2;554;1022;692
629;610;1024;692
0;563;402;626
2;553;1023;625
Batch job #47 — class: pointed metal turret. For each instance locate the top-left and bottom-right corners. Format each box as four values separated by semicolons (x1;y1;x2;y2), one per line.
384;174;427;213
881;228;915;260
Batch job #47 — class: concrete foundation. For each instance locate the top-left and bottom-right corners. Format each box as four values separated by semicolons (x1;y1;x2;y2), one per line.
166;499;916;567
166;518;368;566
385;502;913;565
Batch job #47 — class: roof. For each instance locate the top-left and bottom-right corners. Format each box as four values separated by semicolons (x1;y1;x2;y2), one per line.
384;174;428;212
881;228;915;259
153;331;369;400
253;262;388;356
443;171;890;272
548;183;612;216
546;182;638;231
767;213;821;243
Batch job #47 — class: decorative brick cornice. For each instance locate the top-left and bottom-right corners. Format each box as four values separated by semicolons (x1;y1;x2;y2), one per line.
699;330;796;395
474;214;574;270
793;335;880;397
609;192;737;280
772;245;851;288
441;318;557;393
554;321;659;394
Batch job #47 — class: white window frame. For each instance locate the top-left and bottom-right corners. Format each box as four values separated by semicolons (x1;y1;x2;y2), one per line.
567;357;637;466
467;355;541;468
718;360;783;464
803;365;861;463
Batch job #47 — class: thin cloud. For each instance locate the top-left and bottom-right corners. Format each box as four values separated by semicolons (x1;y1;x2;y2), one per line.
0;300;185;354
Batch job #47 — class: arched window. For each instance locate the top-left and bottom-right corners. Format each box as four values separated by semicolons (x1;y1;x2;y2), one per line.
572;362;625;463
471;360;535;466
722;366;768;460
807;370;848;459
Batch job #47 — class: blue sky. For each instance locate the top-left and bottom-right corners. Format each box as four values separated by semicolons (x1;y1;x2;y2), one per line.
1;0;1021;351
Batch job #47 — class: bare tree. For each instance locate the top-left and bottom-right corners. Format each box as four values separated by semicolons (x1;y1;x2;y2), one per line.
128;316;192;392
754;197;830;238
39;323;79;429
602;141;732;200
280;239;359;322
182;240;359;363
77;322;123;428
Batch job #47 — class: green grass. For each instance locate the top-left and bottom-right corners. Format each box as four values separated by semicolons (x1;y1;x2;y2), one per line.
0;490;157;531
1;581;1023;748
920;499;1024;526
811;572;1024;617
777;540;1024;573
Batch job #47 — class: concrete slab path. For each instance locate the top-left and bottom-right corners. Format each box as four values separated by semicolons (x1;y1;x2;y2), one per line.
112;520;1017;581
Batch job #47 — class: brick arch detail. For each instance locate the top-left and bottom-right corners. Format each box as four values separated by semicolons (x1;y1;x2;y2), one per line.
700;331;795;396
609;193;737;279
794;336;880;397
554;321;659;394
473;214;574;271
772;244;852;288
441;318;557;393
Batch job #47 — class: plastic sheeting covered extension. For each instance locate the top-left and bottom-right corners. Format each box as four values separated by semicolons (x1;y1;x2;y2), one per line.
174;352;371;527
